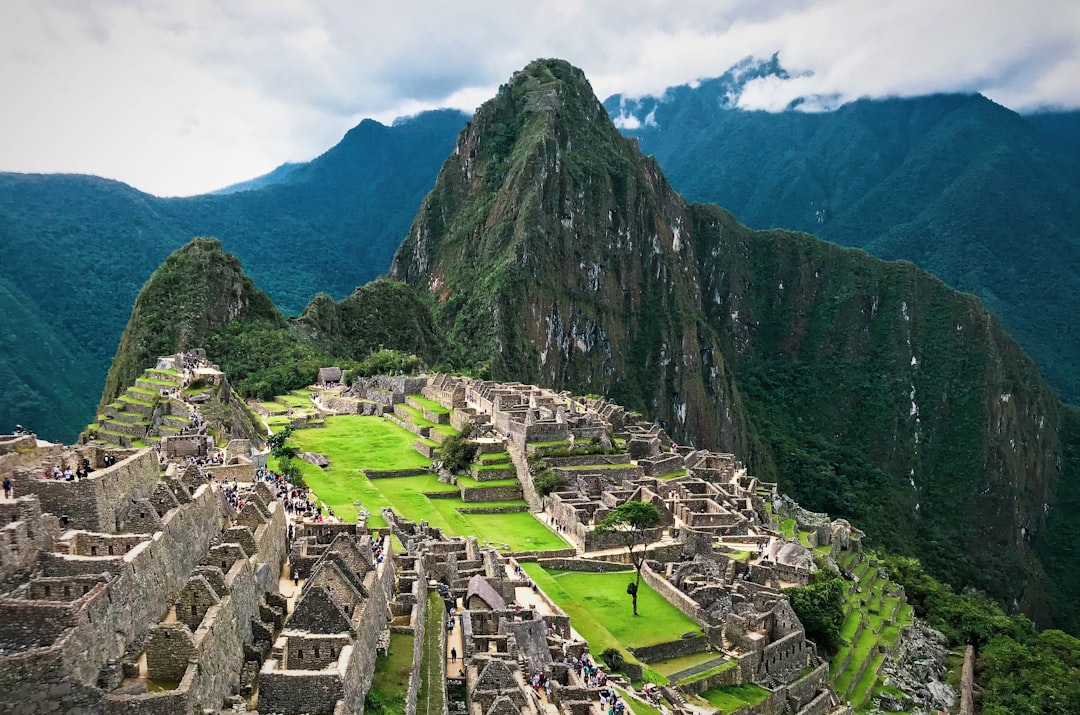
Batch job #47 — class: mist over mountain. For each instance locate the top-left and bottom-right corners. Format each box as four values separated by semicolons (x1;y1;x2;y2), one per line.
388;58;1080;631
2;55;1078;458
606;57;1080;405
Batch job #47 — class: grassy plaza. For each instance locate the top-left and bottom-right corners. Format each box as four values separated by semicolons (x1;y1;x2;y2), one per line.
274;414;567;552
520;564;702;661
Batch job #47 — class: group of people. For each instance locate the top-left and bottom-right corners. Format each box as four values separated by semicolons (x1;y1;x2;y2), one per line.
46;457;96;481
530;669;553;698
569;654;606;688
185;453;223;467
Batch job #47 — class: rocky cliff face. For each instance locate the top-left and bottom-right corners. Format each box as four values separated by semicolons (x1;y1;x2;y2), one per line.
391;59;1075;626
392;59;746;451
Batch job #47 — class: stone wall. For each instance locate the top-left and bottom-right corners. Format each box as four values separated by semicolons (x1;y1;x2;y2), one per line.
0;482;230;715
22;448;161;532
405;556;429;715
460;485;523;503
257;660;348;714
628;634;710;663
0;496;49;582
204;462;255;483
639;564;709;626
553;466;644;484
535;558;632;572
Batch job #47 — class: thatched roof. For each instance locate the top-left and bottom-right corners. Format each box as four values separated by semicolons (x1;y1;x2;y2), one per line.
466;574;506;611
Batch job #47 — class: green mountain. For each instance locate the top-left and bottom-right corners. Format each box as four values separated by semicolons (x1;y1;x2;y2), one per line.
605;61;1080;405
101;237;443;413
0;109;467;442
391;58;1080;631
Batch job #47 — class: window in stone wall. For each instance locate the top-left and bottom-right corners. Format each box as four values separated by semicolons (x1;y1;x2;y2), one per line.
314;647;320;659
298;650;304;660
91;546;97;556
108;545;114;555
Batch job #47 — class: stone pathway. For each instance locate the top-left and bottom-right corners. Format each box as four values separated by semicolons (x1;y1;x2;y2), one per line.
445;598;466;679
506;441;543;512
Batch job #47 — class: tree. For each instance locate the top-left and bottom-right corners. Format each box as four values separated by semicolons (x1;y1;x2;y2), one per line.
268;425;298;460
783;573;846;656
595;501;662;616
437;424;476;474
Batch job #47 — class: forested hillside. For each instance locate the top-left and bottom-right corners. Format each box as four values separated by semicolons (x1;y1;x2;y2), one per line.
606;61;1080;404
0;110;467;441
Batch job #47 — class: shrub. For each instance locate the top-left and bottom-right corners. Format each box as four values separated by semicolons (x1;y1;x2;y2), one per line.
533;469;567;496
278;456;305;486
437;425;477;474
600;647;625;672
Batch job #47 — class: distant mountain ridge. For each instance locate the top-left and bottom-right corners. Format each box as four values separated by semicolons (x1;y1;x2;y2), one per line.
0;109;468;442
3;57;1079;448
605;60;1080;404
387;58;1078;631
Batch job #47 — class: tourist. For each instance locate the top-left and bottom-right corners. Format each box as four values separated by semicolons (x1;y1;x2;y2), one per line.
451;647;457;662
2;476;11;499
293;569;300;587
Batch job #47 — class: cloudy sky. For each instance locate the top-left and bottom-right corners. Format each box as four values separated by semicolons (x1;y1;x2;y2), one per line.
1;0;1077;197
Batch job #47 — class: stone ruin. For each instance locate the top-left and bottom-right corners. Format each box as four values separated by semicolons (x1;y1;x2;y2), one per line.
0;443;288;715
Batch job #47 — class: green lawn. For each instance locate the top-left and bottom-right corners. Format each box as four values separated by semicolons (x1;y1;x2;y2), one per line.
520;565;701;663
780;518;796;539
275;393;312;408
278;415;565;551
368;632;415;715
477;452;511;464
698;684;771;713
408;395;450;414
615;687;665;715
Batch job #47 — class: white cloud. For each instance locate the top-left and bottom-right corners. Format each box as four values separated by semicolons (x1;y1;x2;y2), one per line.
0;0;1076;196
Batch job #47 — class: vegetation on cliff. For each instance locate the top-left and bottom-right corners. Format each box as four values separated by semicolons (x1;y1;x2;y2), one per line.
389;58;1079;631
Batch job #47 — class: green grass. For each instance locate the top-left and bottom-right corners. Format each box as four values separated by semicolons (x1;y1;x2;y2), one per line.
678;658;737;684
408;395;450;414
259;401;288;414
615;687;665;715
477;452;510;463
276;394;312;408
649;651;723;677
474;462;514;472
656;469;687;480
278;415;564;551
416;592;444;715
698;684;771;713
520;565;701;663
780;519;796;539
529;439;569;447
798;530;814;548
368;632;415;715
455;475;520;489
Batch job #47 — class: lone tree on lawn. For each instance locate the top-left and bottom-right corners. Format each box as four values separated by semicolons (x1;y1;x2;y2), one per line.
595;500;662;616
